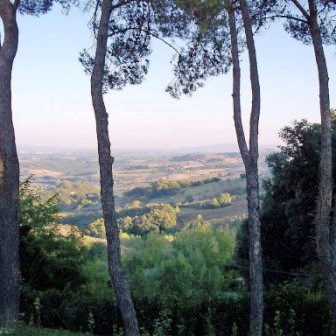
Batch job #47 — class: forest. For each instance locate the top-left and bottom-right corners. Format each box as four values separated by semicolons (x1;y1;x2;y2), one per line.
0;0;336;336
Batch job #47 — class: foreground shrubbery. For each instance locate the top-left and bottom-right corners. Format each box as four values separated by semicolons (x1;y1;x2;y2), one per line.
20;280;330;335
17;180;333;335
21;222;239;334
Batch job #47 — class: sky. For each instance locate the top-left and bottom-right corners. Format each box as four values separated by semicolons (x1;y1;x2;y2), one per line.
8;4;336;149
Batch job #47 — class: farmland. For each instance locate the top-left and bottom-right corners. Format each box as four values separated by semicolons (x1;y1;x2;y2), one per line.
19;146;272;229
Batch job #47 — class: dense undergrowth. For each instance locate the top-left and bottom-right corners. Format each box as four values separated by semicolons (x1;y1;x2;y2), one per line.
15;179;331;335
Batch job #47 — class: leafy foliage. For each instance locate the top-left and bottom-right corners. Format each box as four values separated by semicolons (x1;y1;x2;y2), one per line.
162;0;279;98
279;1;336;45
87;218;106;238
165;0;231;98
123;223;236;305
19;178;59;232
19;180;88;291
79;0;153;93
18;180;333;334
181;192;232;209
236;117;336;278
79;0;279;97
54;181;100;207
118;203;178;236
18;0;77;16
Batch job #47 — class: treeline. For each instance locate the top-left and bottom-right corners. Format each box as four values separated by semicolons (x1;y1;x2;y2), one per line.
124;177;220;200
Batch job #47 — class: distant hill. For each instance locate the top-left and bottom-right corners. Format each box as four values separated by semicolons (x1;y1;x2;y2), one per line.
172;143;240;153
170;152;241;162
17;144;97;155
18;143;276;155
115;143;276;154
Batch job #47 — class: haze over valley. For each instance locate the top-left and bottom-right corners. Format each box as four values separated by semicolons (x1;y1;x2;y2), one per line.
19;144;271;229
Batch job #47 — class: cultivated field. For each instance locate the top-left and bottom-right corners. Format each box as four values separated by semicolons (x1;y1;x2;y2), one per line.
20;147;272;228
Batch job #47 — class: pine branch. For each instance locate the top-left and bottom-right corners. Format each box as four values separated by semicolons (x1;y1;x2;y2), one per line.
108;27;181;55
291;0;310;20
275;14;308;24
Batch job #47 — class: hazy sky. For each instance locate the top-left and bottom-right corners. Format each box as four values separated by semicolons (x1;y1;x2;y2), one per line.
10;5;336;149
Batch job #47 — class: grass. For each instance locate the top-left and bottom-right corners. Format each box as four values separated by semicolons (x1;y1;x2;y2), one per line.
2;325;88;336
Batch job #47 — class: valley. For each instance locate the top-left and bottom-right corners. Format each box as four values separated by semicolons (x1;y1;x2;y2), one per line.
19;146;272;230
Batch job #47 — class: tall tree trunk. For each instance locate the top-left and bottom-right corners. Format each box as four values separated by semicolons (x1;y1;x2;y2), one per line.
0;1;20;328
239;2;264;334
229;1;263;335
90;0;139;335
307;0;336;331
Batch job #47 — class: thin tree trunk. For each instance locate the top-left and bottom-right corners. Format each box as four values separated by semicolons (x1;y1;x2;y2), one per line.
239;2;263;334
90;0;139;335
307;0;336;331
0;1;20;327
229;1;263;335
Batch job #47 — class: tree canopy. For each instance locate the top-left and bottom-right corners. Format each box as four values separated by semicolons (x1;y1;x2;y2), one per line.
17;0;77;15
237;116;336;279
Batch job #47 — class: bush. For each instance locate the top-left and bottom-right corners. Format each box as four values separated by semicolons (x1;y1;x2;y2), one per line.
20;280;331;335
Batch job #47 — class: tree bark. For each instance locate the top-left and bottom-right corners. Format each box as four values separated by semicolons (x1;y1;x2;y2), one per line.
90;0;139;335
0;0;20;328
229;2;263;335
307;0;336;331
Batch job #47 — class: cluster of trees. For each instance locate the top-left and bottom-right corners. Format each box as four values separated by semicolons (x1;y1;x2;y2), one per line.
237;116;336;279
119;204;177;236
54;181;100;208
1;1;336;335
124;178;220;200
87;203;178;238
181;193;232;209
88;191;233;239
